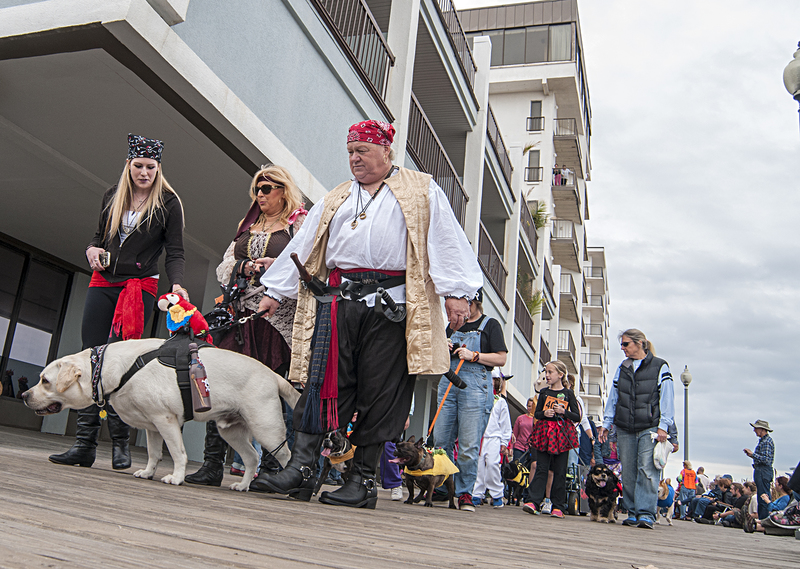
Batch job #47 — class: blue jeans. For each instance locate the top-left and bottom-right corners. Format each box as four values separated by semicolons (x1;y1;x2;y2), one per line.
754;464;773;520
692;496;711;518
433;361;491;497
616;426;660;520
678;487;695;518
232;439;262;470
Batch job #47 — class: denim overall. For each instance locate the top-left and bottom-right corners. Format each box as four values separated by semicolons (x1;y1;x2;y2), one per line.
432;317;493;498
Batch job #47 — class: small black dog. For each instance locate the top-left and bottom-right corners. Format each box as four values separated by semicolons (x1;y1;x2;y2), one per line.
585;463;620;523
391;436;456;508
313;429;353;496
502;460;530;506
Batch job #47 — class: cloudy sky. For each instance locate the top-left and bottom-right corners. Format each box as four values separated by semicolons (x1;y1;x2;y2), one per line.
456;0;800;482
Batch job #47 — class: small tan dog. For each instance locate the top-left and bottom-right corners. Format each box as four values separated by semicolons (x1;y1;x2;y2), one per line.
657;479;675;526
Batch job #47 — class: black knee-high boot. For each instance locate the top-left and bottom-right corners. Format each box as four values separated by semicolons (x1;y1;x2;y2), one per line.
249;431;321;501
318;443;382;509
106;404;131;470
49;404;101;467
185;421;228;486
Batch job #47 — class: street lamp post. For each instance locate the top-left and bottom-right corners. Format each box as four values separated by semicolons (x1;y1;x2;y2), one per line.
783;42;800;133
680;366;692;462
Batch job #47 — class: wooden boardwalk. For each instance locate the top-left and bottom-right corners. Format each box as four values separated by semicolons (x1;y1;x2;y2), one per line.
1;425;797;569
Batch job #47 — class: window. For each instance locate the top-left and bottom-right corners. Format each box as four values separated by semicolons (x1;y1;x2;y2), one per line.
474;24;574;67
0;239;72;399
525;150;542;182
528;101;543;131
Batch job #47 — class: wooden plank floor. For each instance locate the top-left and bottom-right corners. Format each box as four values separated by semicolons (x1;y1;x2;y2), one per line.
0;425;797;569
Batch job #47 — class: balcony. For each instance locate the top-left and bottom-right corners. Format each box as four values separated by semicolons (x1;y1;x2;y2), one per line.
586;295;605;311
525;166;543;183
559;274;579;322
434;0;476;91
552;178;581;223
407;92;468;226
478;222;508;301
582;352;603;369
520;200;538;257
550;219;580;272
585;382;602;397
541;261;555;320
526;116;544;132
487;104;513;189
557;329;577;373
584;323;603;337
585;266;604;279
553;118;584;179
311;0;395;119
539;337;551;367
514;290;535;350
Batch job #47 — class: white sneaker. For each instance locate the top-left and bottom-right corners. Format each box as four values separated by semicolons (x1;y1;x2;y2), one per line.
391;487;403;501
542;499;552;514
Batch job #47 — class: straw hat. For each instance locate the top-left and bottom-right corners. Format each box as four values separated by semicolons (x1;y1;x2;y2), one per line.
749;419;772;432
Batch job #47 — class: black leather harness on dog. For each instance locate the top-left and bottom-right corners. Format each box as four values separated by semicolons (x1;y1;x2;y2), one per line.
90;333;214;422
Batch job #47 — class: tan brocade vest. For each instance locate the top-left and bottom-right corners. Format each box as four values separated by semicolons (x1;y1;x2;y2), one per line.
288;167;450;385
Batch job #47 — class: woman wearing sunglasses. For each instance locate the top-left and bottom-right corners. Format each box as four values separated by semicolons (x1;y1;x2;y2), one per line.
598;328;675;530
185;165;307;486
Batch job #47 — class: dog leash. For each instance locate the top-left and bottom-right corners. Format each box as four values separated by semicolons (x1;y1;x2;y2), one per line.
424;359;464;446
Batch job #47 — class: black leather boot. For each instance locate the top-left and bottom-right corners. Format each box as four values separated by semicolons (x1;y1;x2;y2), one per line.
318;443;381;509
49;405;101;467
257;449;283;476
185;421;227;486
106;404;132;470
249;431;321;501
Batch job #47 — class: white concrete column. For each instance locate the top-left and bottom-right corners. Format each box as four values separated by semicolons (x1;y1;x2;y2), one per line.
461;36;491;248
501;144;524;378
384;0;421;165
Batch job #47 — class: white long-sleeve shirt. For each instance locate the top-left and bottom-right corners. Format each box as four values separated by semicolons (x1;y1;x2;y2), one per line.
483;396;512;446
260;174;482;305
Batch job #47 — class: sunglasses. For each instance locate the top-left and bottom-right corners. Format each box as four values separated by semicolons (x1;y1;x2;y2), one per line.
256;184;283;195
620;341;633;347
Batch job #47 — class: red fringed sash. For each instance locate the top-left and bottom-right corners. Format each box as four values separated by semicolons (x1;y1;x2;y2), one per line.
89;272;159;340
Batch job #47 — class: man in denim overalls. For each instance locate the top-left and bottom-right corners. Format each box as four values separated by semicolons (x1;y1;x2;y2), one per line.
433;288;508;511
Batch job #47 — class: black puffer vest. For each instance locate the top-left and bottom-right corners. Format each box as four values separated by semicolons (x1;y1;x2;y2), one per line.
613;352;668;432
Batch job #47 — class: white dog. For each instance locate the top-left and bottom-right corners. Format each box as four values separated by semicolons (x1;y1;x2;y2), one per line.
24;338;299;490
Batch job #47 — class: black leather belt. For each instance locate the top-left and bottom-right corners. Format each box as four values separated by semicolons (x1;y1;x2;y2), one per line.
313;275;406;304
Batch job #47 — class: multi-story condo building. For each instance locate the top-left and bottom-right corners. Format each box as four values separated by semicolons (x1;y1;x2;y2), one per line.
0;0;608;450
458;0;610;420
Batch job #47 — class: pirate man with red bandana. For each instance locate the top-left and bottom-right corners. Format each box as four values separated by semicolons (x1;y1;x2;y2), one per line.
250;120;482;508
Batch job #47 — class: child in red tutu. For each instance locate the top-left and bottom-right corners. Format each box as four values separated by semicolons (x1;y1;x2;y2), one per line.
523;360;580;518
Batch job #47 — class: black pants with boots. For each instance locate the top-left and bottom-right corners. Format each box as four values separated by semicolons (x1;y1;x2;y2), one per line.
184;421;228;486
250;431;322;500
319;443;383;509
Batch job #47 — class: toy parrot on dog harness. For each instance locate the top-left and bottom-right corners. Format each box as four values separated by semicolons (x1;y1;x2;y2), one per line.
157;293;212;343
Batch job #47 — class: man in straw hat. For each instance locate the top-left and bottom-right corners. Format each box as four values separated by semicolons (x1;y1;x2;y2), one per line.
743;419;774;520
250;120;482;509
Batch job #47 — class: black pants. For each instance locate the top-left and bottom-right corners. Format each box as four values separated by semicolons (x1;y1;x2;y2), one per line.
81;285;155;350
292;299;415;447
527;450;569;511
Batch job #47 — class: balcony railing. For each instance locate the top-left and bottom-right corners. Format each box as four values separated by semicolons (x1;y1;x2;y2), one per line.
586;266;604;278
557;329;576;359
552;219;575;240
478;222;508;299
311;0;395;119
520;200;538;256
586;383;602;396
487;104;513;189
587;295;604;308
584;323;603;336
434;0;476;90
514;290;534;350
560;274;578;304
526;116;544;131
582;352;603;367
540;337;551;366
525;166;543;183
407;92;468;226
554;118;578;137
543;261;554;302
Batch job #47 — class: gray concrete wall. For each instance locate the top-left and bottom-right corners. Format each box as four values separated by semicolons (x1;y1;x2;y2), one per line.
172;0;388;190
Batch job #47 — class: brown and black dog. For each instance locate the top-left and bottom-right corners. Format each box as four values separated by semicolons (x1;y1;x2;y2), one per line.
585;463;620;523
391;436;456;508
313;429;354;496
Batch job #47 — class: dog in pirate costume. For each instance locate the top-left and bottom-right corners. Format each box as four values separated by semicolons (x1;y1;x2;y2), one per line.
391;436;458;508
250;120;482;508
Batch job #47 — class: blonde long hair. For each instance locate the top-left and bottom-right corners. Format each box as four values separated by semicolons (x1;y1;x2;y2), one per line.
104;160;183;241
247;165;304;228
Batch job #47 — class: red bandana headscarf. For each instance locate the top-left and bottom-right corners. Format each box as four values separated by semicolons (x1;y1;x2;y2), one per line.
347;120;395;146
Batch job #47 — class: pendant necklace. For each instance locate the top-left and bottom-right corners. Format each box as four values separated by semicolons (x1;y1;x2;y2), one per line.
351;166;397;230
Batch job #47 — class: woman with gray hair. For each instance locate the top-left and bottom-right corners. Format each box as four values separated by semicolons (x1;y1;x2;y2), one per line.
598;328;675;529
